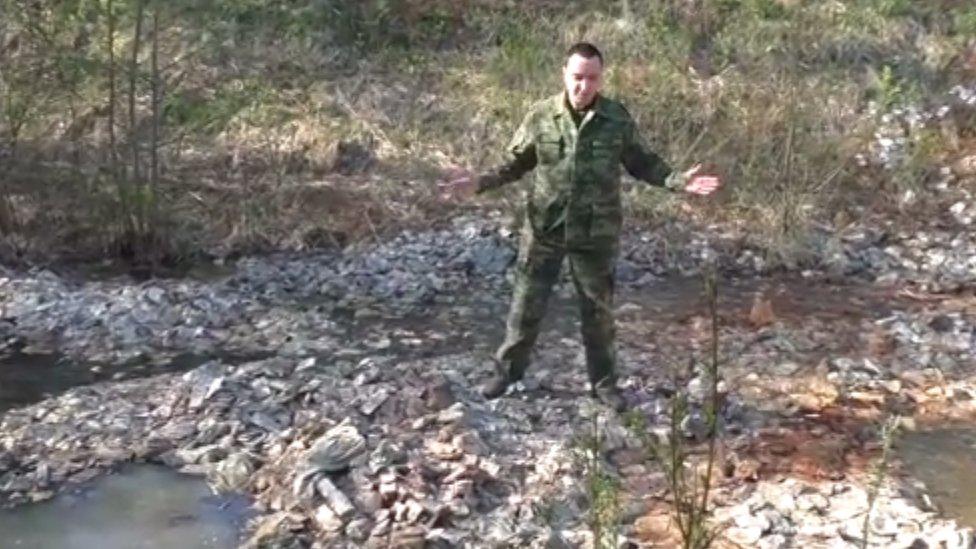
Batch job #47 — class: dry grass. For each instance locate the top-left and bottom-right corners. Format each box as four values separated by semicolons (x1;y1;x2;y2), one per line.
0;0;972;265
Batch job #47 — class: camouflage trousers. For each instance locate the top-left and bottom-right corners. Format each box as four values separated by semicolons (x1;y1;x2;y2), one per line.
495;223;618;385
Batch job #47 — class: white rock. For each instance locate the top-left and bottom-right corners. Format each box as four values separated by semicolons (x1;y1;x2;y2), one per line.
315;504;344;533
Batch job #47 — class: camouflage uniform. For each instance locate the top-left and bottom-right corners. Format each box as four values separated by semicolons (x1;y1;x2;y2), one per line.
477;93;683;386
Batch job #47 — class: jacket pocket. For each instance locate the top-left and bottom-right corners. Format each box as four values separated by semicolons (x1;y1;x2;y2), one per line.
587;200;623;241
536;138;563;165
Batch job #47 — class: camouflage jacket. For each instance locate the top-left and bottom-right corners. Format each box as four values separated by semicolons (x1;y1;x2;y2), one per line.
477;93;682;244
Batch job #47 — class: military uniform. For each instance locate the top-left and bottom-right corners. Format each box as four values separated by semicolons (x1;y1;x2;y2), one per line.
477;92;683;387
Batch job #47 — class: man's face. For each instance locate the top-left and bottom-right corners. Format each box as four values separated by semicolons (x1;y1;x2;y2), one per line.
563;53;603;110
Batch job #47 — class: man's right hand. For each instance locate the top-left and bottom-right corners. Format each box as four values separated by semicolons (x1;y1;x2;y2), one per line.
437;166;479;201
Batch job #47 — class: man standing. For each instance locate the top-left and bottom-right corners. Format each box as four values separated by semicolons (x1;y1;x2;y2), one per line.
444;42;721;411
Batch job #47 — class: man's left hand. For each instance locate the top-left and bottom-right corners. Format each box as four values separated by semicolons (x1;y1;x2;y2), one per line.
682;164;722;196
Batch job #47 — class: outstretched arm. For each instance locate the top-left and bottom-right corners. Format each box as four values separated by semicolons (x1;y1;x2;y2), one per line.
621;120;721;195
622;121;677;190
439;110;538;199
475;111;538;193
621;120;684;191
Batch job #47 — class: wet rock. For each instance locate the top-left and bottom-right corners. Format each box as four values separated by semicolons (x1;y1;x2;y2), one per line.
727;523;764;545
839;518;866;544
424;379;456;411
316;477;356;520
212;452;253;492
176;444;227;465
345;517;372;541
358;388;390;417
469;240;515;275
315;504;345;533
389;525;427;548
369;440;407;472
796;492;829;514
679;410;709;440
453;432;489;456
370;516;392;538
425;440;462;461
306;420;366;473
436;403;468;425
757;534;790;549
159;420;198;441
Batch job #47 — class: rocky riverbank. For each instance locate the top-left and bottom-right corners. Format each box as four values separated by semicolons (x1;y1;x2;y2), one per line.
2;83;975;549
1;196;975;547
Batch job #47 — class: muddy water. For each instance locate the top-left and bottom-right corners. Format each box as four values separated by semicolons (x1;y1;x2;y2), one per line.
0;276;903;414
897;428;976;527
0;351;268;414
621;275;904;322
0;465;253;548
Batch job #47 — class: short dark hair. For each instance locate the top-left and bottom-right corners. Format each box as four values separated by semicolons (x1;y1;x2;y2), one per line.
566;42;603;65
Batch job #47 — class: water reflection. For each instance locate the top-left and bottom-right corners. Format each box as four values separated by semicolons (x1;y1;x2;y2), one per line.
0;465;253;549
898;428;976;527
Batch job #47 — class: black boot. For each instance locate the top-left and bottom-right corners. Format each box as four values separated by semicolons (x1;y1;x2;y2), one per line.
480;371;517;399
592;380;626;412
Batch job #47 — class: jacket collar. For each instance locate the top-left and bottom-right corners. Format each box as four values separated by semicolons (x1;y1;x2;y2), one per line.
552;92;610;120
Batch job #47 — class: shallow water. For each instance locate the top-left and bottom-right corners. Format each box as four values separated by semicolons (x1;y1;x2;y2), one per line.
897;428;976;527
0;351;225;414
0;465;253;549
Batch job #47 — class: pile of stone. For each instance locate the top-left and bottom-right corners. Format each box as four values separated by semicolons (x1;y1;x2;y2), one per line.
0;350;650;547
717;478;973;549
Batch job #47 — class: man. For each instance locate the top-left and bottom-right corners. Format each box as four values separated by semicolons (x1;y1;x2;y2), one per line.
443;42;721;411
